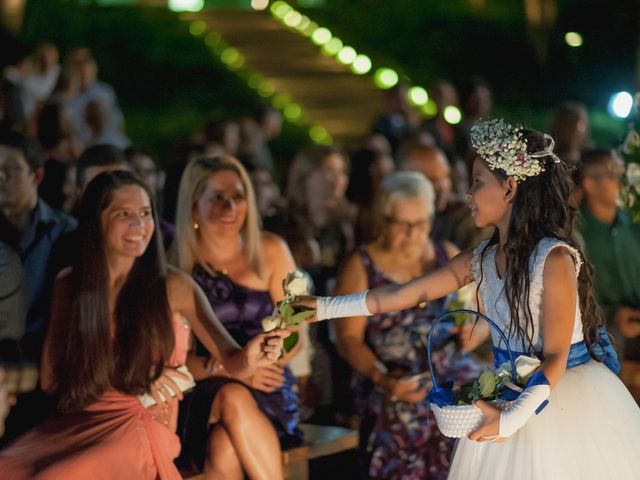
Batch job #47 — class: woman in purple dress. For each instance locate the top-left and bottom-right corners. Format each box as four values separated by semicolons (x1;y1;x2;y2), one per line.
334;172;486;479
174;156;303;479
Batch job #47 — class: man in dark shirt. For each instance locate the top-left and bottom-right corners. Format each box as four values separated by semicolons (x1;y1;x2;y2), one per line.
0;132;75;444
576;149;640;360
0;132;76;355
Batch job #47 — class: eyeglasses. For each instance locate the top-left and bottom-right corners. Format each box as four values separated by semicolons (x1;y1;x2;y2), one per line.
209;192;247;205
385;216;430;234
586;170;624;182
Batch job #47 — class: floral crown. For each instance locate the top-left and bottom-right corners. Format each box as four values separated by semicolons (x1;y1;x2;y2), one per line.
470;118;561;182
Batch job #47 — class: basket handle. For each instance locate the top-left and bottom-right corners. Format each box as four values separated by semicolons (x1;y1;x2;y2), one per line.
427;309;517;389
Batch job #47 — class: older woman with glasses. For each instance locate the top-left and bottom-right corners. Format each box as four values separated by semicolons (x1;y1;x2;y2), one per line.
333;171;485;479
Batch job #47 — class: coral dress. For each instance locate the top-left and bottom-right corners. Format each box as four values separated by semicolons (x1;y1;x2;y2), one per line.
0;313;191;480
448;238;640;480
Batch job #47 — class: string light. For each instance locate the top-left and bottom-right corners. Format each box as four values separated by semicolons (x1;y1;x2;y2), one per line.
251;0;269;11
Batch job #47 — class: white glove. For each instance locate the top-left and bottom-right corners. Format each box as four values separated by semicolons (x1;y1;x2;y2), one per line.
499;371;550;438
316;291;371;320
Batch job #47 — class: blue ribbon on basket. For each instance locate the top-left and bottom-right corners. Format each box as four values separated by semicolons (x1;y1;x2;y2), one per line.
426;381;454;407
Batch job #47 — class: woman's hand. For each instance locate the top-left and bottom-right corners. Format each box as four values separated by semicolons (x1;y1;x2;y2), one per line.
243;329;290;369
248;364;285;393
0;368;16;438
468;399;508;443
387;376;427;404
451;320;490;352
149;367;191;406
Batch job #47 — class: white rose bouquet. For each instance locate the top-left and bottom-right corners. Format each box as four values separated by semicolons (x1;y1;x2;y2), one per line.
620;93;640;222
261;270;316;352
455;355;542;405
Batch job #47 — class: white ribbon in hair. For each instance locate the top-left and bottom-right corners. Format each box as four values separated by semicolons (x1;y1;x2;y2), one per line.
530;133;561;164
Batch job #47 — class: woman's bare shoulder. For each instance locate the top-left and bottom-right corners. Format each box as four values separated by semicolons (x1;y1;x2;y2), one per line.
260;231;289;254
166;266;197;295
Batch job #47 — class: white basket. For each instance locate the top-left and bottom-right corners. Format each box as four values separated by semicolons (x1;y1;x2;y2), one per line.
430;401;508;438
426;310;517;439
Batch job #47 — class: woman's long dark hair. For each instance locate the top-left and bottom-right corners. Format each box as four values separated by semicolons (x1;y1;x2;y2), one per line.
476;129;605;352
54;170;174;413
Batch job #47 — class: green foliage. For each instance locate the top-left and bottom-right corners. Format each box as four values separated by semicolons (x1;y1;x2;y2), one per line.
456;369;504;405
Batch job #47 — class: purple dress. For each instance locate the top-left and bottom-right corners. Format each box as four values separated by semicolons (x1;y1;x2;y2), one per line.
191;265;302;440
355;246;482;480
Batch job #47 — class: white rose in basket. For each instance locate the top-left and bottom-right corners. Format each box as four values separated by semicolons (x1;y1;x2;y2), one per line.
497;355;542;385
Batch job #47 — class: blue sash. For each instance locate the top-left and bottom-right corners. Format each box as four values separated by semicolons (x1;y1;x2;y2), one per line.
493;325;620;374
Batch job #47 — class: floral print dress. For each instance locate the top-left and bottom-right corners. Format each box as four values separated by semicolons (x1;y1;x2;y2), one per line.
355;246;483;480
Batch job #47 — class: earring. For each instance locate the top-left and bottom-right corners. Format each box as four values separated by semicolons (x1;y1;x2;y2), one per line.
193;222;199;230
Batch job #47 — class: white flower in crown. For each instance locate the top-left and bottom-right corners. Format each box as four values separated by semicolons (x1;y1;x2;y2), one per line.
471;118;545;182
622;130;640;155
627;162;640;189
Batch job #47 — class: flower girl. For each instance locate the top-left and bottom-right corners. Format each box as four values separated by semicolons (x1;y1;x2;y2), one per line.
296;119;640;479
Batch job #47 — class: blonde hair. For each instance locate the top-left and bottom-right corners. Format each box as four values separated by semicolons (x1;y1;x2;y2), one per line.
372;171;436;236
175;155;264;278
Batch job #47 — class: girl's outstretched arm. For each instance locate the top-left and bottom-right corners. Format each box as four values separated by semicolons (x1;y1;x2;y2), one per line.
296;250;474;319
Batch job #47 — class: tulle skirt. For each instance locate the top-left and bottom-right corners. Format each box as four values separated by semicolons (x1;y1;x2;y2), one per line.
448;360;640;480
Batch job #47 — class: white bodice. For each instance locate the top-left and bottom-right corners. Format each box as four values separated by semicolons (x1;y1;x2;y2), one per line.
471;237;584;353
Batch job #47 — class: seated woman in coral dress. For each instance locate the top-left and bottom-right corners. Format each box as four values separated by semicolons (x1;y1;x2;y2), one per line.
0;170;287;479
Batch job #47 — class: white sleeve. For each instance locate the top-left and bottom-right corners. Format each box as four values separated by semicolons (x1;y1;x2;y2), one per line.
316;291;371;320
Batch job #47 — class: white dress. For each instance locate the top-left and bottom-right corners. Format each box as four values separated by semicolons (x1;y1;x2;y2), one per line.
448;237;640;480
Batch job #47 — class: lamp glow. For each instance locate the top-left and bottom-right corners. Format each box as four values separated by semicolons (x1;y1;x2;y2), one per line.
351;54;372;74
189;20;207;36
374;68;399;89
609;91;633;118
322;37;343;56
169;0;204;12
220;47;240;65
422;99;438;117
248;74;264;90
283;11;302;27
408;86;428;106
271;2;291;19
284;103;303;121
310;125;332;144
443;105;462;124
311;27;332;45
564;32;583;47
337;46;357;65
251;0;269;10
